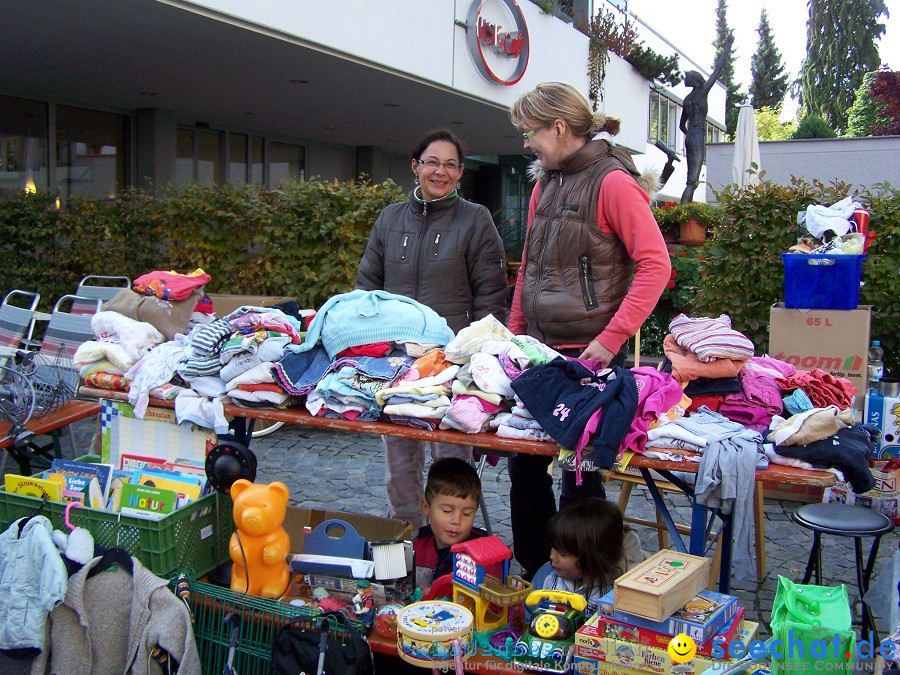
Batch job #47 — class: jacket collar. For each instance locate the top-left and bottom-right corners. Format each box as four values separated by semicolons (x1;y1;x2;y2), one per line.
409;188;459;216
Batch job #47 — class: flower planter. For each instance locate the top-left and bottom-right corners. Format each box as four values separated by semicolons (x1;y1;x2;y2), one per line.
678;219;707;245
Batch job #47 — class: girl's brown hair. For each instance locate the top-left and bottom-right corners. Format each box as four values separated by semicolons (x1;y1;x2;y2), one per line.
546;497;626;597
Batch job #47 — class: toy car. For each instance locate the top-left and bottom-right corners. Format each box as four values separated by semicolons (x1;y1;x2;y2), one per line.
512;590;587;673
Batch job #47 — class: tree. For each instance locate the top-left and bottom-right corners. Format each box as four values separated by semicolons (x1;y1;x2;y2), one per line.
791;114;837;139
800;0;887;134
712;0;747;137
869;70;900;135
845;71;882;136
750;9;789;110
755;107;796;140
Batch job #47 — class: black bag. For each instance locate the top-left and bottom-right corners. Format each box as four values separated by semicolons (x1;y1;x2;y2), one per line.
270;612;374;675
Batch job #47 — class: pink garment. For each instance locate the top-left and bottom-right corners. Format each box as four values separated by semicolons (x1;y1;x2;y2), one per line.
718;366;784;431
745;356;796;379
507;171;670;354
229;312;302;344
620;367;687;453
664;335;746;383
440;396;495;433
776;368;856;409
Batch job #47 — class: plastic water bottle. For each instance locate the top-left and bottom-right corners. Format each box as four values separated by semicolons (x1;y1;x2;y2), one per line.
868;340;884;392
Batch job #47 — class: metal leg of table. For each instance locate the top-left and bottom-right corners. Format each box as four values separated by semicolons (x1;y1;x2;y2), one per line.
639;468;687;554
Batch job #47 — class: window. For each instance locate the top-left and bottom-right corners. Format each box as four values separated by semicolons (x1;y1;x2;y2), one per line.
229;133;248;185
706;122;724;143
0;95;48;195
175;127;223;185
56;105;127;200
648;91;680;149
268;141;304;186
250;135;264;184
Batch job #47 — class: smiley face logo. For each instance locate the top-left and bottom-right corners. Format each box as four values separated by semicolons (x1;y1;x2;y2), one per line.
667;633;697;664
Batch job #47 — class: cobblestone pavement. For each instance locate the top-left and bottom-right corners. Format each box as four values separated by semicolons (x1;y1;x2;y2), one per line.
4;416;899;660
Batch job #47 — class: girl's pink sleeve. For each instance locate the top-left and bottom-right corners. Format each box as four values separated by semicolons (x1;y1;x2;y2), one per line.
593;170;671;355
506;185;541;335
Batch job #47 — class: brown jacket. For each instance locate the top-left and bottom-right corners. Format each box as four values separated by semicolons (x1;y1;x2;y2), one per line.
356;191;508;334
520;140;640;346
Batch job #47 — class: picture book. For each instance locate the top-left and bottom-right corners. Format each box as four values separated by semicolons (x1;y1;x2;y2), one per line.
135;470;203;507
119;482;178;518
4;474;63;501
106;470;136;512
596;587;739;643
47;459;112;501
593;606;744;656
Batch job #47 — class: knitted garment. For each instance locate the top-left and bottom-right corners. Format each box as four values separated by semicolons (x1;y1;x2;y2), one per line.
669;314;755;363
294;290;454;359
511;358;638;469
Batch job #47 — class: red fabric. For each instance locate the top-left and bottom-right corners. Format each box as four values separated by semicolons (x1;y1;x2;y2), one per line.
687;394;724;413
507;171;670;354
238;383;284;393
775;368;856;409
337;342;391;358
133;269;211;301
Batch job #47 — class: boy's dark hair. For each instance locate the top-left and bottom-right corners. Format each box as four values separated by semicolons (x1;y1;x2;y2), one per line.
546;497;625;597
424;458;482;503
410;129;465;165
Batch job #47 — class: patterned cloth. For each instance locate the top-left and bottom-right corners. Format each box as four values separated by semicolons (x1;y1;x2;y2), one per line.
669;313;755;363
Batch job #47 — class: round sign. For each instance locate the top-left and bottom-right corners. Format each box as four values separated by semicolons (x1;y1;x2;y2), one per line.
466;0;530;86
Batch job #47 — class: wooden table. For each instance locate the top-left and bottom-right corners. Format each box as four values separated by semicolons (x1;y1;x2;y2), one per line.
79;388;837;593
1;399;101;474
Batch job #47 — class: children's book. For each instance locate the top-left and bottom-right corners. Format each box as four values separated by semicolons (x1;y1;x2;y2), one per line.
134;470;204;507
47;459;112;502
106;470;136;512
119;483;178;518
596;587;739;644
4;474;63;501
594;606;744;657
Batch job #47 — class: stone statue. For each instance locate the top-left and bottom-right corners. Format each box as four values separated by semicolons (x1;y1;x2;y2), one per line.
680;34;734;203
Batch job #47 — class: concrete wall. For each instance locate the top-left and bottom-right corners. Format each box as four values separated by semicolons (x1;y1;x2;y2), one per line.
705;135;900;200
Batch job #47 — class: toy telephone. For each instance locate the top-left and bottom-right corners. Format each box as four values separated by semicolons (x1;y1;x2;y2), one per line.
524;590;587;613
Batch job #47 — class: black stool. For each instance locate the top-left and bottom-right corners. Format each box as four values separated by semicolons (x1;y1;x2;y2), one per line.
791;503;895;638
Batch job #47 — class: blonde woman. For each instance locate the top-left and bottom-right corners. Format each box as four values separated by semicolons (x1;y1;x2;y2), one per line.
506;82;670;579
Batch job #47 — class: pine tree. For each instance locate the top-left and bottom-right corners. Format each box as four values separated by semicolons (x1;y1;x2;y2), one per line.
800;0;887;134
712;0;746;136
750;9;789;110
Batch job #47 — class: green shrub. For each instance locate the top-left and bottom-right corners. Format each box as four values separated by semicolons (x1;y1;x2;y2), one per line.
0;178;405;313
792;115;837;139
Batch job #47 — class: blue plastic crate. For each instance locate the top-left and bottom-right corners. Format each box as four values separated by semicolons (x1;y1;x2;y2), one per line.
782;253;865;310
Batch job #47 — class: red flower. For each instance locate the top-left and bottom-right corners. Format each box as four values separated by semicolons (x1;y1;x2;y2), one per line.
680;251;687;257
671;270;678;279
667;280;676;289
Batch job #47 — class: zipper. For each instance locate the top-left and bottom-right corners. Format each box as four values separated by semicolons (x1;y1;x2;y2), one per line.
413;203;431;300
532;173;563;341
579;255;599;310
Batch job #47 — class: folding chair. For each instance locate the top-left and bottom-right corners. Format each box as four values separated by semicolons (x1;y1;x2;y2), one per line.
71;274;131;314
0;289;40;366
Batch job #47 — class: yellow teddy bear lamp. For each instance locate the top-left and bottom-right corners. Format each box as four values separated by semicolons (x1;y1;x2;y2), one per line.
229;478;292;598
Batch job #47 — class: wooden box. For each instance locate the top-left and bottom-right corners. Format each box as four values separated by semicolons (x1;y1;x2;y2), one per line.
613;549;710;622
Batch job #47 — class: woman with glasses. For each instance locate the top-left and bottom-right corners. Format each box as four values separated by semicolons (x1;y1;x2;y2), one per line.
505;82;671;580
356;128;507;530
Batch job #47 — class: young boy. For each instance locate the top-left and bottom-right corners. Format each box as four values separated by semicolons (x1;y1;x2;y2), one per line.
413;458;503;593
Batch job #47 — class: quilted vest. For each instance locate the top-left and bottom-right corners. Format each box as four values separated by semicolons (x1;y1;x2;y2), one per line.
521;139;638;346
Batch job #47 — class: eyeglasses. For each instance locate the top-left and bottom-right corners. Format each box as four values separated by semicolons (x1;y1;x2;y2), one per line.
522;125;548;140
416;158;463;171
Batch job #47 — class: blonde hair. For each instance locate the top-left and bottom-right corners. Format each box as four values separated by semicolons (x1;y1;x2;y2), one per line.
509;81;620;139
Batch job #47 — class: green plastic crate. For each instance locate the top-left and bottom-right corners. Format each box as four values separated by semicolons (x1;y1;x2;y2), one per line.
0;456;233;578
178;576;364;675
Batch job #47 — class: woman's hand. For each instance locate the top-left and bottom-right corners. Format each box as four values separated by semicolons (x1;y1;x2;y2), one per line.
578;339;615;367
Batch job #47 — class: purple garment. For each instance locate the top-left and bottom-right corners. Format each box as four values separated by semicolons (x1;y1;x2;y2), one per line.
718;366;784;431
620;367;687;454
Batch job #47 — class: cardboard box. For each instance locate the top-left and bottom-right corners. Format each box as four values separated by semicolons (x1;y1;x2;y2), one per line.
207;294;296;316
281;506;411;604
768;304;871;412
865;391;900;457
574;617;758;674
613;549;710;622
824;458;900;524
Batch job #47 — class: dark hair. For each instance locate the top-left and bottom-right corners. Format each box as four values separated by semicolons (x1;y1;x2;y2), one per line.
424;458;481;503
410;129;465;165
546;498;626;597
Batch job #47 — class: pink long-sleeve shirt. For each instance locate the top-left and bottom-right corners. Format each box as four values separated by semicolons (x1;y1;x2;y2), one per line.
508;170;670;354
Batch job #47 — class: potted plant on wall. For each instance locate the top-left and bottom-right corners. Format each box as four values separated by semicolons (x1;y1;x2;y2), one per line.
651;201;681;244
675;201;720;245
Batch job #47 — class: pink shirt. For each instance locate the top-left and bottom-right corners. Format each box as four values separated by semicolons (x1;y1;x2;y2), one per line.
508;170;670;354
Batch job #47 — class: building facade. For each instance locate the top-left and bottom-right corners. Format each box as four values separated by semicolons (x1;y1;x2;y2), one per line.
1;0;725;251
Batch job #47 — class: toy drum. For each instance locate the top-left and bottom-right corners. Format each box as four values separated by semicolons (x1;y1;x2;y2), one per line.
397;601;474;668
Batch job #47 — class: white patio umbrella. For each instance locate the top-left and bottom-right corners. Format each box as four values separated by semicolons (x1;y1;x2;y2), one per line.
732;104;761;187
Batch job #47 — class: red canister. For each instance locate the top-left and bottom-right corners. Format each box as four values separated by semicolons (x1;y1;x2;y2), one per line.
852;208;872;251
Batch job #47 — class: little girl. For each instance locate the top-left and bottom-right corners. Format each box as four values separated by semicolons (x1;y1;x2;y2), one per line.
541;498;645;615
